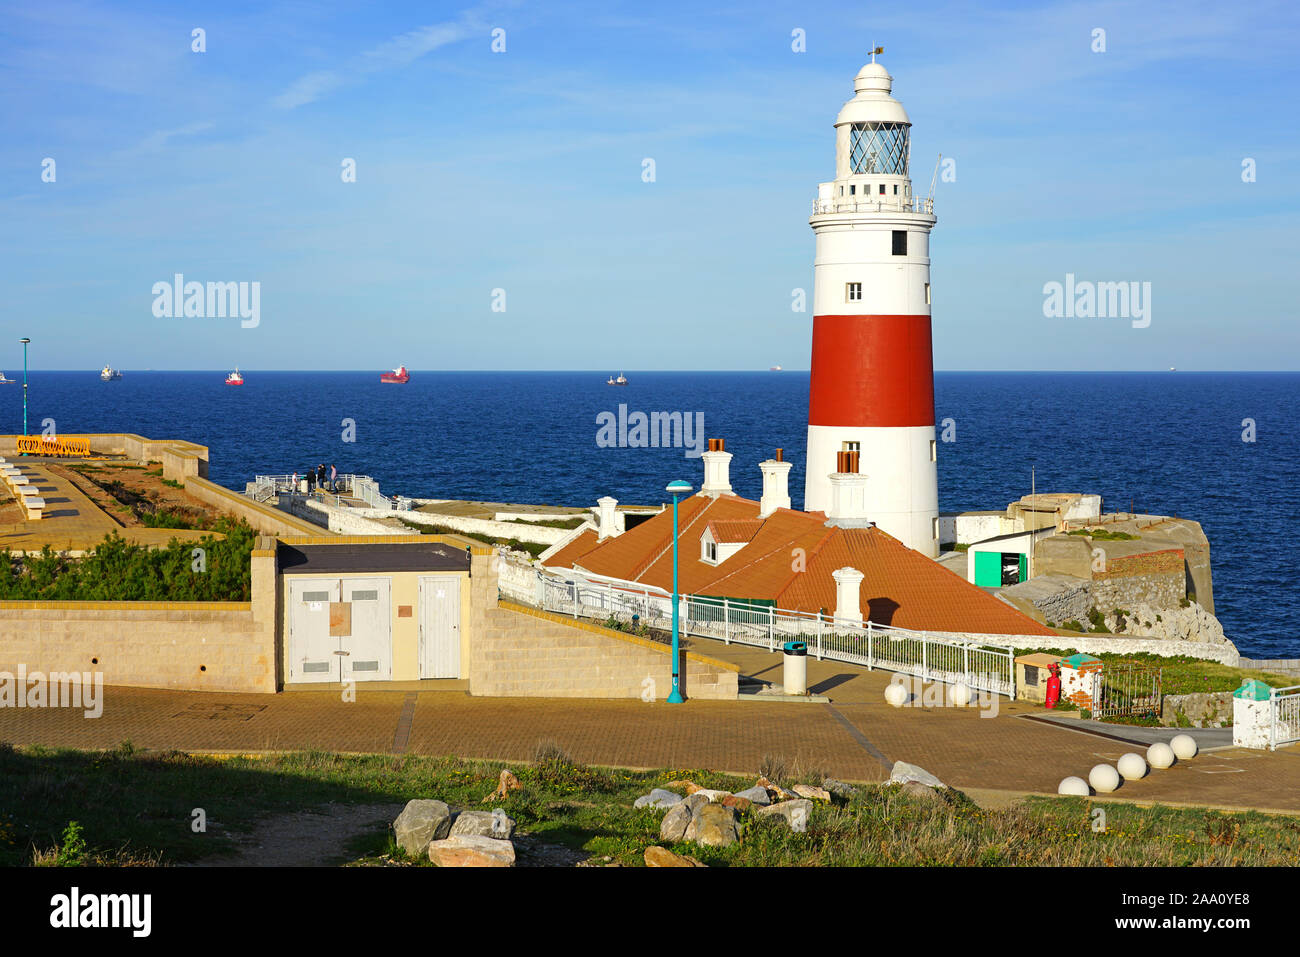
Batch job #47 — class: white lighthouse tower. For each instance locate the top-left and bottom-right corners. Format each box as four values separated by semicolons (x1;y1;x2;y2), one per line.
803;55;939;558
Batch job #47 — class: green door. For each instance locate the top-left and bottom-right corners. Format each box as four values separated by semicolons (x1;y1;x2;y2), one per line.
1018;553;1028;582
973;551;1002;587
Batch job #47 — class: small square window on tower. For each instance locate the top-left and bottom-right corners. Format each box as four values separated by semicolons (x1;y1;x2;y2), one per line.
929;439;937;461
925;282;931;304
849;184;856;195
932;517;939;540
879;183;886;195
893;184;899;195
892;230;907;256
846;282;862;302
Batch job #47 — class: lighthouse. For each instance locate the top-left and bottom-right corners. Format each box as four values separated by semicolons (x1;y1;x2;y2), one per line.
803;56;939;558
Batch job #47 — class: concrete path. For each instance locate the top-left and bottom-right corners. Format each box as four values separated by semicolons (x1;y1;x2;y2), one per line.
4;654;1299;815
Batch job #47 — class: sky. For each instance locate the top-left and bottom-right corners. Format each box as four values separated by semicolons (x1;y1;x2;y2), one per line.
2;0;1298;371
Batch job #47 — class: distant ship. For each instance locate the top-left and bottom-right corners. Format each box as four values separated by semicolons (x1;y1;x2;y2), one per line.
381;365;410;384
770;365;783;371
1169;366;1176;372
606;373;627;386
0;372;13;384
225;368;244;386
100;365;122;381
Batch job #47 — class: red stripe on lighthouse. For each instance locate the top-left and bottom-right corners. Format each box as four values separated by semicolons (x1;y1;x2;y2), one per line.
808;314;935;427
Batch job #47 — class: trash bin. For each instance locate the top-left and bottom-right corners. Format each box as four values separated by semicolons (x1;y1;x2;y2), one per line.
783;640;808;695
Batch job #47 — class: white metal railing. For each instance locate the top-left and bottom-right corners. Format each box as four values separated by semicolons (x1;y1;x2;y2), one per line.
1271;686;1300;750
811;197;935;216
248;473;410;511
530;566;1015;697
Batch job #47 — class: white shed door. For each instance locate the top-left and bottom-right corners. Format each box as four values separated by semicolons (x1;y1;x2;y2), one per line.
288;579;341;683
340;578;392;681
419;576;461;678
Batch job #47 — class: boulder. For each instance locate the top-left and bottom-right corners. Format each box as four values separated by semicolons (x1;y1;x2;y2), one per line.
644;846;707;867
755;776;799;801
684;803;739;848
428;835;516;867
901;780;945;803
691;788;732;803
734;785;772;806
664;779;699;792
720;794;752;811
888;761;947;790
660;801;694;843
822;778;858;801
634;788;684;810
450;809;517;839
791;784;832;803
393;799;452;856
755;798;813;831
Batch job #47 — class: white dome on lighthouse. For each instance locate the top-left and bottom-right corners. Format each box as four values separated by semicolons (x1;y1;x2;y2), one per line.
836;62;911;127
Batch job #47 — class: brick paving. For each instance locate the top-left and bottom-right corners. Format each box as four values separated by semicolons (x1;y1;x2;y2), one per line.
3;650;1300;813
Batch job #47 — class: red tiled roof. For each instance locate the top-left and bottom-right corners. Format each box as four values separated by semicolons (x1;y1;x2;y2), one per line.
545;494;1054;636
541;528;601;569
705;519;764;544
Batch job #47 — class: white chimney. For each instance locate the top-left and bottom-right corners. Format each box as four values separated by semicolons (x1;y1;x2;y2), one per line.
700;438;733;498
832;566;865;625
595;496;620;540
825;450;870;528
759;448;792;518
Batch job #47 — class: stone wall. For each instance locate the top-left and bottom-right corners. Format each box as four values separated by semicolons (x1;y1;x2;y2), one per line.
1091;548;1185;611
288;497;414;536
0;544;279;693
999;575;1092;626
1161;691;1234;728
186;477;323;537
397;510;569;546
1004;632;1239;666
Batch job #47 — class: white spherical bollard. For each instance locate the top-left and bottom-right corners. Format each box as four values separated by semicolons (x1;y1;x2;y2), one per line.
1117;753;1148;781
948;681;972;707
1170;734;1198;760
1147;741;1176;769
1089;764;1121;793
1058;776;1090;796
884;683;908;708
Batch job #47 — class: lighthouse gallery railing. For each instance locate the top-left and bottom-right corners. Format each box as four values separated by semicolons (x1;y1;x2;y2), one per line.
525;565;1015;698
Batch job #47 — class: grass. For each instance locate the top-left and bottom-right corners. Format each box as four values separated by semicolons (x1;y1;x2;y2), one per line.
397;518;548;558
1067;528;1138;541
1013;648;1298;698
3;745;1299;867
506;516;587;530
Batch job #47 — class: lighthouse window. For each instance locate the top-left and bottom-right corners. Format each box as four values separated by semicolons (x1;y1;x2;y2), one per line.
878;184;886;195
925;282;931;304
849;122;910;175
892;230;907;256
849;184;856;195
846;283;862;302
893;185;899;195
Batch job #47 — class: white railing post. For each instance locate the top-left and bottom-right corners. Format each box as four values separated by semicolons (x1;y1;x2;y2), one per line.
963;644;969;685
816;613;823;661
867;621;873;671
922;638;928;683
768;606;775;652
723;598;730;645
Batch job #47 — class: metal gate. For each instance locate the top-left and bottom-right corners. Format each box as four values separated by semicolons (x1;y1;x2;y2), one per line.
1272;686;1300;750
1093;661;1162;720
419;575;462;678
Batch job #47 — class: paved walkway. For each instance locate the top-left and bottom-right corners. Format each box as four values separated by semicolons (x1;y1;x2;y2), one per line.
4;640;1299;815
0;459;209;551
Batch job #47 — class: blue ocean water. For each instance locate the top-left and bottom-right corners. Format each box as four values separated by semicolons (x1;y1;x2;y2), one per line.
7;370;1296;657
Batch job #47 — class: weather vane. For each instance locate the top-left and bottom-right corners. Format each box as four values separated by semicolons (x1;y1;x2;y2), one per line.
871;45;884;62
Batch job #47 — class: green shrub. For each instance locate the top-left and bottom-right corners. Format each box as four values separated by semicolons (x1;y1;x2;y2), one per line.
0;518;255;601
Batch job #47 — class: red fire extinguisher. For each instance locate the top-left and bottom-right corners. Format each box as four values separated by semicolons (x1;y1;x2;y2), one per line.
1045;664;1061;709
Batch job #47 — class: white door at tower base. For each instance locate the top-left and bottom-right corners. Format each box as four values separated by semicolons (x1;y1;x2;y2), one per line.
419;576;461;678
288;579;341;683
340;578;393;681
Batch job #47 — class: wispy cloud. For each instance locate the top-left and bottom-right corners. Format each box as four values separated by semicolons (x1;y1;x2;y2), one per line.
273;16;479;110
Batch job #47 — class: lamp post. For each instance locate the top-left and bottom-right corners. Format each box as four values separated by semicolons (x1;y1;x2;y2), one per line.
665;479;693;703
19;338;30;445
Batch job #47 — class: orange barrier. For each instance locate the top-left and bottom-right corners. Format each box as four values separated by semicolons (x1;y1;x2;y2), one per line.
16;435;92;457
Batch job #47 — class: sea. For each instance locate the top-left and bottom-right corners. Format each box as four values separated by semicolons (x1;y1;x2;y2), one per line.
7;370;1296;658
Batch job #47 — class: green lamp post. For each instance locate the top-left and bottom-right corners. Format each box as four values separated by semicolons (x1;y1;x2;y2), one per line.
665;479;693;703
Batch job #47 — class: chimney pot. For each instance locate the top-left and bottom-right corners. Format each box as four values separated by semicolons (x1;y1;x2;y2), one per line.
775;448;784;462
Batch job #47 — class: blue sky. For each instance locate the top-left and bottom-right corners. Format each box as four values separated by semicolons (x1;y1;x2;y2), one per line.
2;0;1298;371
